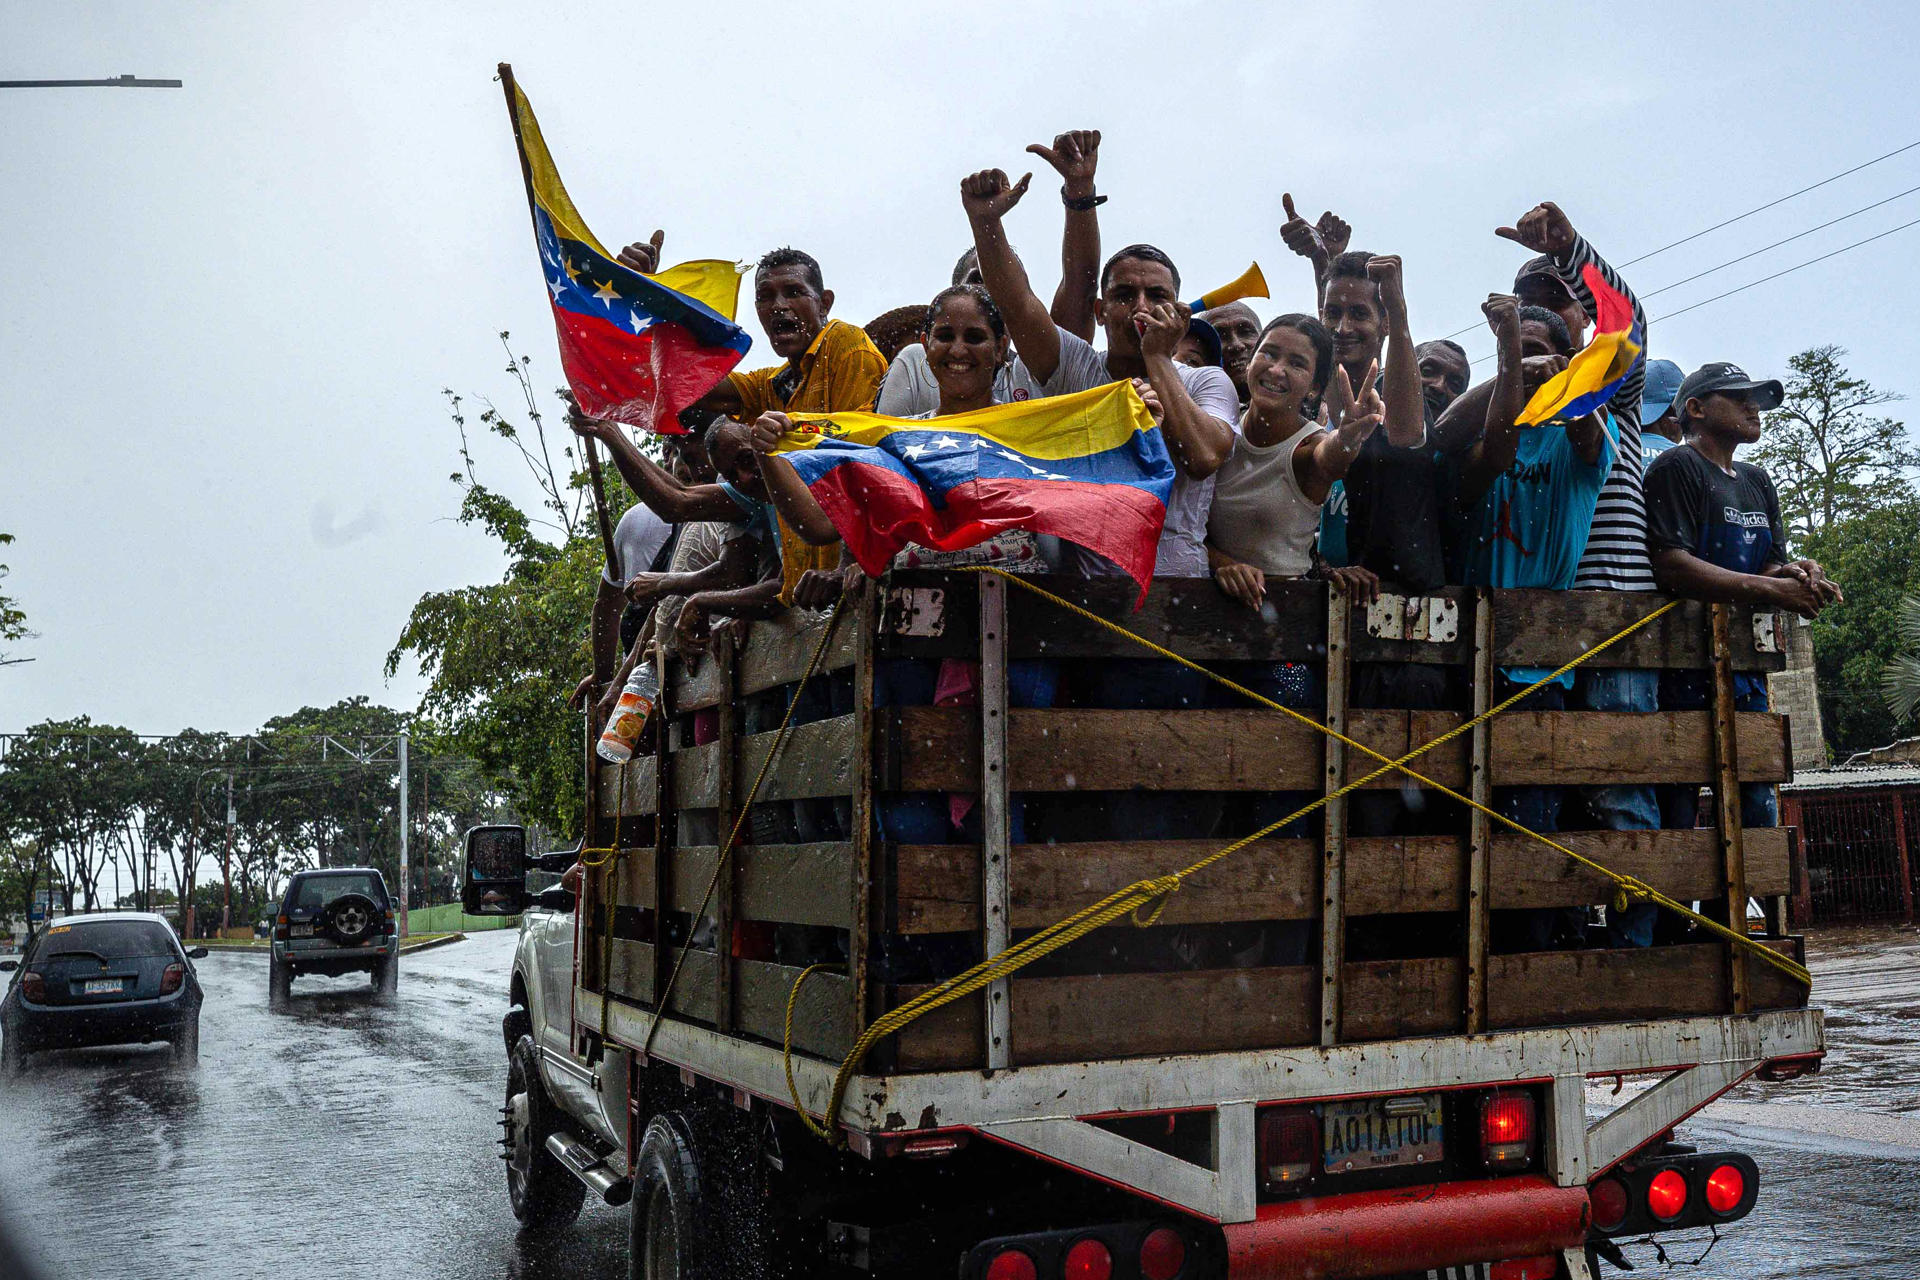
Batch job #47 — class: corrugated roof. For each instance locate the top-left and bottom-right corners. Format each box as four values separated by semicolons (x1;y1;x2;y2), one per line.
1783;763;1920;793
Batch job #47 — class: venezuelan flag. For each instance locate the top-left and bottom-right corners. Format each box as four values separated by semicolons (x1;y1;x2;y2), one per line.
500;66;750;433
1516;263;1645;426
776;382;1174;599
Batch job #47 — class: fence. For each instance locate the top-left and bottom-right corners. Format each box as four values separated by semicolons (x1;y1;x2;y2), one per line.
1782;767;1920;925
404;901;519;933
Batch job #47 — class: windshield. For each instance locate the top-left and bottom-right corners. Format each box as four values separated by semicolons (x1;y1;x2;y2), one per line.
288;873;386;912
32;920;179;961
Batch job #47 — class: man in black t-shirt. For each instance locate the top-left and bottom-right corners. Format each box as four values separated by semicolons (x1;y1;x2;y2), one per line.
1645;361;1841;834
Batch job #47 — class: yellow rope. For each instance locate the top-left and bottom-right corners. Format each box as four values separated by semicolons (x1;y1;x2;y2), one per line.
782;568;1809;1142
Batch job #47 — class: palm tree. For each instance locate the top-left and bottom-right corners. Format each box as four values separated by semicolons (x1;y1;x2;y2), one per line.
1880;595;1920;724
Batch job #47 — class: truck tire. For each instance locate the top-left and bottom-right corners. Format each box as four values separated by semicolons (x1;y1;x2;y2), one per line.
629;1109;777;1280
505;1034;586;1233
503;1002;532;1051
268;955;292;1009
172;1018;200;1068
321;892;379;945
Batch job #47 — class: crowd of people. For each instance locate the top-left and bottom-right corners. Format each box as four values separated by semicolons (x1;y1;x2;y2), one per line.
566;129;1844;965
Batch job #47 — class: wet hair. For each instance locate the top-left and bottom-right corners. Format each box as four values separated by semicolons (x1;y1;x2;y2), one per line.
1420;338;1469;366
1099;243;1181;294
755;246;824;295
1517;305;1573;356
951;247;981;286
1324;251;1378;299
926;284;1007;341
702;415;749;455
1257;313;1336;419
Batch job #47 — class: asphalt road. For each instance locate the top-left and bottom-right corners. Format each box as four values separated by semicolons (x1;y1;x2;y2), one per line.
0;926;1916;1280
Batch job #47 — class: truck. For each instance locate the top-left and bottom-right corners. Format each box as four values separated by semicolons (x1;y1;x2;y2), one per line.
467;572;1824;1280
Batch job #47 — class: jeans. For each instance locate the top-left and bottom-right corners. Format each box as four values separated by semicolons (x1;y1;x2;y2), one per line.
1577;668;1661;947
1492;676;1572;952
1659;672;1779;829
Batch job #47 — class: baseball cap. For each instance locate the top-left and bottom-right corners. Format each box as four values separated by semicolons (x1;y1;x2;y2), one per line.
1184;315;1224;367
1640;358;1685;423
1513;254;1559;289
1675;362;1785;415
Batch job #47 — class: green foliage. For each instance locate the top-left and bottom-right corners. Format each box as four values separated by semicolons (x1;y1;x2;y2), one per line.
1751;345;1914;544
1800;501;1920;757
1879;595;1920;727
0;531;27;665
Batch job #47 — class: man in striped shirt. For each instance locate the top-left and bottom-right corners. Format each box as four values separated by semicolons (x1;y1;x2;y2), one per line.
1499;201;1663;947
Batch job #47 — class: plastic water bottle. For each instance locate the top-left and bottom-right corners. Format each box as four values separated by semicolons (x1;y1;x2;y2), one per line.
596;664;659;764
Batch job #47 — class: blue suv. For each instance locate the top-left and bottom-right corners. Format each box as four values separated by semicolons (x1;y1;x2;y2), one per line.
269;868;400;1007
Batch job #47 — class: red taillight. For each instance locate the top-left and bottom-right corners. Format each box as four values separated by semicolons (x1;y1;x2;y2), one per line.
1480;1092;1536;1166
1139;1226;1186;1280
1258;1106;1318;1188
983;1249;1037;1280
1490;1258;1557;1280
1646;1168;1688;1221
1589;1176;1630;1231
22;972;45;1002
1063;1238;1113;1280
1705;1163;1745;1214
160;963;186;995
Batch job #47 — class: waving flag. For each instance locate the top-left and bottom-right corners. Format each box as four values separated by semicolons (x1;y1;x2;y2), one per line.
1517;262;1645;426
499;65;750;433
774;382;1174;599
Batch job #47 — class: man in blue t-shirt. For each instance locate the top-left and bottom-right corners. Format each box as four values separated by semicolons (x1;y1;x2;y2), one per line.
1456;295;1616;951
1646;361;1842;834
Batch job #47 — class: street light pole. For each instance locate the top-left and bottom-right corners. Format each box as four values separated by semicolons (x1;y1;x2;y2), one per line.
222;772;235;932
397;731;410;939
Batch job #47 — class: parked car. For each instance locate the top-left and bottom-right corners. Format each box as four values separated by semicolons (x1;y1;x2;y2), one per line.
0;912;207;1073
268;868;399;1006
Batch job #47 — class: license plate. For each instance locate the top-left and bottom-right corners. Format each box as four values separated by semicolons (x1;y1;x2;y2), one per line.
291;924;314;937
83;978;124;995
1320;1095;1445;1173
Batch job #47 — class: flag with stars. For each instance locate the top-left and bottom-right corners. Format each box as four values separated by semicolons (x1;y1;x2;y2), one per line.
501;67;751;433
774;382;1175;599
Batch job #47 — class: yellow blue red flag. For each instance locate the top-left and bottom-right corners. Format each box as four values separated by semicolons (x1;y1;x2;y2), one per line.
1517;263;1644;426
773;383;1174;599
499;65;749;433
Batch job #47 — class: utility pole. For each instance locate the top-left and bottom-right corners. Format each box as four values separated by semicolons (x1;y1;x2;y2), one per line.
0;75;182;89
221;772;235;932
397;731;410;939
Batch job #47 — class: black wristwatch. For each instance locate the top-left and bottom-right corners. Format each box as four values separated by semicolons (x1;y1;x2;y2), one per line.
1061;188;1107;212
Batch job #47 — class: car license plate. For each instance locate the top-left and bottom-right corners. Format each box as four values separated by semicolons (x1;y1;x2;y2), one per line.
291;924;314;937
83;978;124;995
1320;1095;1445;1173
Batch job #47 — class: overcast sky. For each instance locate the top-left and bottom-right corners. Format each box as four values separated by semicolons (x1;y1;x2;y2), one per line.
4;0;1918;735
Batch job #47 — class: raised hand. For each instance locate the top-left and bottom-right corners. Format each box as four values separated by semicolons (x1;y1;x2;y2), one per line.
1520;353;1569;393
1333;360;1384;445
1280;192;1326;268
1324;362;1359;425
1482;292;1521;341
1365;255;1406;317
1027;129;1101;195
1495;201;1577;258
1316;209;1351;260
567;404;615;443
960;169;1032;221
617;230;666;275
749;411;792;456
1136;301;1191;362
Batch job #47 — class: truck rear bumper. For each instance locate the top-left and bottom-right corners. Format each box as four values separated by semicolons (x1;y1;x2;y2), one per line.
1223;1175;1589;1279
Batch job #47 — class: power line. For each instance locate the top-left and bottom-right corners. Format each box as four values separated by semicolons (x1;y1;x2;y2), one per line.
1639;184;1920;300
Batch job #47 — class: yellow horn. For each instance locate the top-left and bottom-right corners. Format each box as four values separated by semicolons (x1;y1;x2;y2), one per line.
1192;262;1270;313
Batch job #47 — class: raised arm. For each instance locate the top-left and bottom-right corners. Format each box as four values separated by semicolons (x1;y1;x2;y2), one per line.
1367;255;1425;448
569;414;741;523
1138;302;1235;478
1458;295;1530;505
1279;194;1351;308
749;413;840;545
962;168;1062;383
1028;130;1103;343
1297;362;1384;503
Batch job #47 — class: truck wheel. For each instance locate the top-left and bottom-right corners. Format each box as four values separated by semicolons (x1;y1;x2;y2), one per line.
629;1109;776;1280
268;956;292;1009
172;1019;200;1068
505;1034;586;1232
503;1002;532;1051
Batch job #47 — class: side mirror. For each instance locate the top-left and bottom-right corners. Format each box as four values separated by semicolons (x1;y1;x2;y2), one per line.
186;947;209;960
462;824;529;916
0;960;17;972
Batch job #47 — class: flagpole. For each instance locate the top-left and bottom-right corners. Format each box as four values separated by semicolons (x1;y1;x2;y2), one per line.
498;62;621;576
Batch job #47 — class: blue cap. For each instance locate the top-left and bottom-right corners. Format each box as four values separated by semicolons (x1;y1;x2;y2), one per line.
1640;358;1684;424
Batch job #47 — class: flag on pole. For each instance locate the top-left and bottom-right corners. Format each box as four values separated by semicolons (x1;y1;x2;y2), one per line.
499;66;750;433
1516;263;1645;426
773;382;1174;600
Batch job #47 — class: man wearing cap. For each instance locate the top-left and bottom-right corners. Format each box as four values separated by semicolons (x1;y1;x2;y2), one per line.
1638;357;1685;461
1647;362;1841;837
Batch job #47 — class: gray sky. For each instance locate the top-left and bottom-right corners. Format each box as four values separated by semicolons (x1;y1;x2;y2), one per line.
4;0;1917;734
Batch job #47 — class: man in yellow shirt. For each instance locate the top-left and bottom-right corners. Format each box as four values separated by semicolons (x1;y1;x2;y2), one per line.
576;244;886;600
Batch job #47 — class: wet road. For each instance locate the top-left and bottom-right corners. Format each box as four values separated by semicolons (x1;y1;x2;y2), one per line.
1;926;1917;1279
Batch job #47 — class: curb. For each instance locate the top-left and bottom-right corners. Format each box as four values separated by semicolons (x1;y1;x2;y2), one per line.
400;931;467;955
191;932;467;959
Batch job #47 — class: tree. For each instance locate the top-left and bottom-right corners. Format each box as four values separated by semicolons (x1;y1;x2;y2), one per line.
0;531;30;667
1751;345;1915;544
1801;501;1920;757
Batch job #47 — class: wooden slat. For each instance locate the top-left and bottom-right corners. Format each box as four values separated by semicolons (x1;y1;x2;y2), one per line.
1492;591;1785;673
743;714;858;801
740;843;856;929
599;756;658;818
879;570;1328;662
667;655;728;712
1011;967;1317;1064
736;609;858;697
613;848;658;911
1490;828;1792;910
612;941;720;1023
736;959;854;1060
1342;956;1464;1041
1345;837;1466;916
1490;711;1787;786
1488;942;1807;1030
608;938;654;1003
889;987;983;1072
670;741;722;808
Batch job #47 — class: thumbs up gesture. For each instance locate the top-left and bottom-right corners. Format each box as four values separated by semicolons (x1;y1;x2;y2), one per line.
1495;202;1577;258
